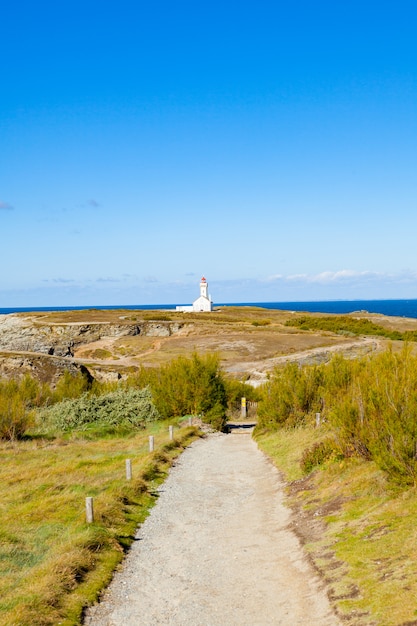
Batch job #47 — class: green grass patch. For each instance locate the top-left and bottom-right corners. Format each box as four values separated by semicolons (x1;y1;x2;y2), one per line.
141;314;173;321
251;319;271;327
0;421;201;625
255;426;417;625
285;314;417;341
90;348;113;359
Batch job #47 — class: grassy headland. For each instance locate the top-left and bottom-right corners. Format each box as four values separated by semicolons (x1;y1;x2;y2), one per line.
3;307;417;623
0;420;200;626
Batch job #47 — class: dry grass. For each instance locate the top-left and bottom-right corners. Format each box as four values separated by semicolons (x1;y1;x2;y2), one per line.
0;421;200;625
19;309;143;324
122;332;343;366
16;305;315;326
12;306;406;383
20;306;417;332
256;426;417;625
7;306;410;389
64;307;359;376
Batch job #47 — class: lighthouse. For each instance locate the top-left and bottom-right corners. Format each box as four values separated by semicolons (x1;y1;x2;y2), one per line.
175;276;213;312
192;276;212;311
200;276;208;299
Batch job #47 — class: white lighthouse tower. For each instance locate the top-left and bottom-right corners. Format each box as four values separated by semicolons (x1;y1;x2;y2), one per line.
175;276;213;312
192;276;212;311
200;276;208;299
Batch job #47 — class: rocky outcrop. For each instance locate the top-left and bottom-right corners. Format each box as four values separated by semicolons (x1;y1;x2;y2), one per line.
0;352;88;384
0;315;184;357
84;367;124;384
0;314;187;384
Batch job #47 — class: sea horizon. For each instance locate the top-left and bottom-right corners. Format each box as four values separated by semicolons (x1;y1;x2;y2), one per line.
2;298;417;319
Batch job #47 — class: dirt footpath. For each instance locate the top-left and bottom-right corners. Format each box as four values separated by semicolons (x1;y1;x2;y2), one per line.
84;433;340;626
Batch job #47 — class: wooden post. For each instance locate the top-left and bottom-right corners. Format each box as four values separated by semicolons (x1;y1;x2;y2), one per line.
241;397;247;419
149;435;154;452
169;425;174;440
188;416;193;427
86;497;94;523
126;459;132;480
315;413;321;428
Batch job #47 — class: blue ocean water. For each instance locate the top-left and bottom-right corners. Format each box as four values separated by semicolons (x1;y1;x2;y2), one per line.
231;300;417;318
2;300;417;319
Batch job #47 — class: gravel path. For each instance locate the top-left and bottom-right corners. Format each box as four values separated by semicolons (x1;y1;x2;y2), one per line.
84;433;340;626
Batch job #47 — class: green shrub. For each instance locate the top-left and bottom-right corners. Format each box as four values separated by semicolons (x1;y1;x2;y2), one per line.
0;394;34;439
257;362;323;429
285;314;413;340
38;388;160;432
127;352;228;430
204;403;227;431
0;375;48;439
52;370;92;402
224;378;261;415
300;437;342;474
258;345;417;486
356;347;417;485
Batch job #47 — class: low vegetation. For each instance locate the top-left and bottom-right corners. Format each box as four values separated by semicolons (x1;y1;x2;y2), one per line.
5;305;417;623
257;345;417;486
0;421;199;625
0;351;252;624
38;388;160;434
256;425;417;625
251;319;271;327
255;344;417;623
127;352;229;431
286;314;417;341
0;352;248;440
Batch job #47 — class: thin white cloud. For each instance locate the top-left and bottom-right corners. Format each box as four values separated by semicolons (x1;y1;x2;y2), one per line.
268;270;389;284
307;270;378;284
264;274;283;282
42;278;76;284
286;273;308;281
260;269;417;288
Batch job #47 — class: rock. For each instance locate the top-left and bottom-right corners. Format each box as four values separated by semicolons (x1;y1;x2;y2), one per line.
0;314;186;385
0;315;184;357
86;368;123;384
0;352;84;385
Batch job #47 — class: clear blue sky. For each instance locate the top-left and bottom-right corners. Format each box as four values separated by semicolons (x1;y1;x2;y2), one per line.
1;1;416;306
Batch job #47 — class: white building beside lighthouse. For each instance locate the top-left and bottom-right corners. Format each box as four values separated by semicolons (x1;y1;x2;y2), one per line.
176;276;213;312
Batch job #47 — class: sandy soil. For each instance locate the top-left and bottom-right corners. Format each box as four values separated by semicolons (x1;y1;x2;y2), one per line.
75;335;380;386
226;337;380;385
84;433;340;626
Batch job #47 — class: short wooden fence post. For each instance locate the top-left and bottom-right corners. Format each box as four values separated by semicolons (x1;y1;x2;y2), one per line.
169;425;174;440
86;497;94;523
149;435;154;452
126;459;132;480
188;416;193;427
315;412;321;428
